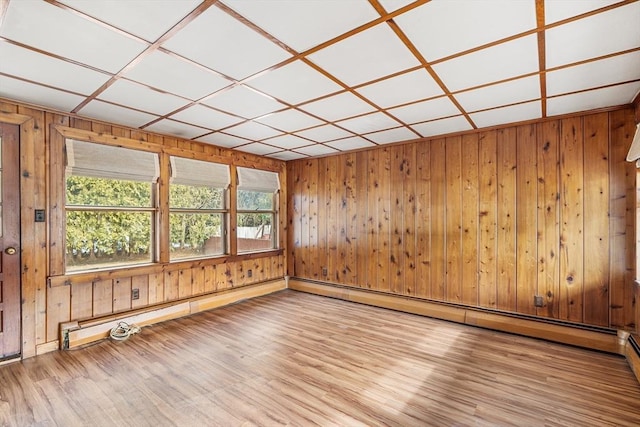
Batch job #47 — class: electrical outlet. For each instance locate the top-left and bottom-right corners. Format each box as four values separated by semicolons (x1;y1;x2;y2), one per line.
322;267;328;276
247;269;252;278
533;295;544;307
132;288;140;300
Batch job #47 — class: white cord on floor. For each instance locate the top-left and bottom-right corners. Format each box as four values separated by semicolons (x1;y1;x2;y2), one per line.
109;321;141;341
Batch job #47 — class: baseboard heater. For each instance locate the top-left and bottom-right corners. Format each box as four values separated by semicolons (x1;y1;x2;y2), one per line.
627;334;640;383
60;279;286;350
288;278;627;355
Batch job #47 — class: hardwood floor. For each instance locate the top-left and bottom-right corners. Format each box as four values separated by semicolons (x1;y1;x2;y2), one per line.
1;289;639;426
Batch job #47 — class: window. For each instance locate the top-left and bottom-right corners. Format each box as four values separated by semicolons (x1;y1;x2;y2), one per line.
236;167;279;253
170;156;229;260
65;139;158;272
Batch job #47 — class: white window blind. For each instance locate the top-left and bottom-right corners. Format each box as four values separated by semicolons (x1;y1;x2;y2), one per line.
237;167;280;193
170;156;230;188
66;139;159;182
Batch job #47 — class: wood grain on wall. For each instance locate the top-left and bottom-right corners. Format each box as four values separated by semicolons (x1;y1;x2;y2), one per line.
287;108;638;330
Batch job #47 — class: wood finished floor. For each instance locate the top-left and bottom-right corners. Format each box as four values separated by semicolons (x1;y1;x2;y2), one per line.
1;290;639;427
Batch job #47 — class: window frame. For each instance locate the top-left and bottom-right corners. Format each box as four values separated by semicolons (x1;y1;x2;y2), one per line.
236;189;279;254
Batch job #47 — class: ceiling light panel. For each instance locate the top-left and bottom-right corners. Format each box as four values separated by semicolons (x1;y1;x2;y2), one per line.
57;0;203;42
162;6;292;80
295;144;339;157
545;0;620;24
455;75;541;113
410;115;472;138
269;151;308;161
325;136;376;151
393;0;536;61
196;132;251;148
547;50;640;97
223;0;379;52
308;23;420;86
224;120;282;140
202;85;286;119
97;80;190;116
378;0;416;13
255;109;324;132
546;2;640;68
365;127;418;145
247;60;342;105
78;100;160;129
169;104;243;130
235;142;280;156
144;119;210;139
355;69;445;108
388;96;462;124
299;92;375;122
433;35;539;92
336;112;402;134
262;134;311;150
294;124;354;143
469;100;541;128
124;51;232;101
0;1;147;73
547;81;640;116
0;75;86;113
0;42;111;95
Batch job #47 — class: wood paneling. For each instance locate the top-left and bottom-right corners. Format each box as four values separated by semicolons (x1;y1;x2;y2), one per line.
288;108;637;330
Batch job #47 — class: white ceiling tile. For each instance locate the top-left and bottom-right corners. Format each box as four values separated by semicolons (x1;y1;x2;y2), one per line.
295;144;339;157
0;0;147;73
224;0;378;52
247;60;342;105
262;135;311;150
268;151;308;161
410;116;472;138
547;82;640;116
308;23;420;86
325;137;376;151
224;121;282;140
255;109;324;132
546;2;640;68
235;142;280;156
455;76;541;113
364;127;418;145
0;75;85;112
124;50;231;100
433;35;539;92
356;69;444;108
336;112;402;134
394;0;536;61
78;100;159;128
203;85;286;119
144;119;210;140
0;42;111;95
547;51;640;96
58;0;202;42
196;132;251;148
294;124;354;143
469;101;541;128
299;92;375;122
545;0;619;24
378;0;415;13
388;96;461;124
162;6;292;80
169;104;243;130
98;79;190;116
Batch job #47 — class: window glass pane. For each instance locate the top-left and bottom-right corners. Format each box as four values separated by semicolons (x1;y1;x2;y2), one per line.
237;213;274;252
170;184;224;209
67;176;152;208
170;213;224;259
66;211;152;271
237;190;274;210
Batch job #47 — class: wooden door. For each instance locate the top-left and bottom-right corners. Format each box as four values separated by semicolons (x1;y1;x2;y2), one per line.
0;123;21;359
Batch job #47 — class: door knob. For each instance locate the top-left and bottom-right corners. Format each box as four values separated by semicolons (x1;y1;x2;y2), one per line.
5;247;17;255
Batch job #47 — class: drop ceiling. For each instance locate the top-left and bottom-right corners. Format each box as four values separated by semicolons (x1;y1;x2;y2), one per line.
1;0;639;161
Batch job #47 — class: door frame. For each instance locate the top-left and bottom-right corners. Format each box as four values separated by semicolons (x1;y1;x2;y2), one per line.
0;111;37;359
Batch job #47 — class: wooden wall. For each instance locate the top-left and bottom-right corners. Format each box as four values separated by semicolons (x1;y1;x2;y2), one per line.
0;99;286;358
288;108;637;330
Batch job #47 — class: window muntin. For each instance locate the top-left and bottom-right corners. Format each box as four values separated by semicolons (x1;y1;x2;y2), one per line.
169;157;230;260
236;167;279;253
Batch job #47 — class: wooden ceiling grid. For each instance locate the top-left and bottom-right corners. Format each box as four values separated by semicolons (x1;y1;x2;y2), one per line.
0;0;638;159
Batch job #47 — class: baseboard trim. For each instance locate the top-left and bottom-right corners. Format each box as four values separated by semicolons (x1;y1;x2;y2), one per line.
626;335;640;383
61;279;286;350
288;279;622;354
